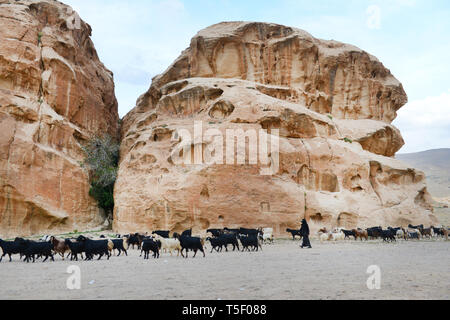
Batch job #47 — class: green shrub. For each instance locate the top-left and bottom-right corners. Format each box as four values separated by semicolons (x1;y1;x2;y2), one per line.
343;137;353;144
81;135;119;217
89;184;115;211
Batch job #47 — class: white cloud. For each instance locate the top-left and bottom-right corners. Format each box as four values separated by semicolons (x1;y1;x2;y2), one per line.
394;91;450;153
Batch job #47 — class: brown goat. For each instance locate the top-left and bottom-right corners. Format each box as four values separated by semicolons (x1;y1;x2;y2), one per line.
442;228;449;241
419;227;433;239
50;236;70;260
353;229;368;241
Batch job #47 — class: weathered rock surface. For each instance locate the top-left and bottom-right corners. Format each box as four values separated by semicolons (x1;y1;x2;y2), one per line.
116;22;437;235
0;0;119;237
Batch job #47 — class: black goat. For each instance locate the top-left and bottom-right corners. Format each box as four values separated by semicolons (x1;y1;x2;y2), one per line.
408;224;424;230
175;235;205;258
126;233;143;249
64;239;84;261
408;231;421;240
206;237;224;253
207;229;224;237
341;229;356;240
367;227;383;239
181;229;192;237
21;240;54;263
219;234;240;252
432;226;444;237
286;228;302;240
141;239;160;259
112;239;128;256
380;229;396;242
0;238;28;262
223;228;239;235
239;228;261;237
239;234;262;252
152;230;170;239
76;236;111;261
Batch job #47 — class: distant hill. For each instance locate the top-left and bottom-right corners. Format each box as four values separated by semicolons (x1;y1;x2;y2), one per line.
396;149;450;198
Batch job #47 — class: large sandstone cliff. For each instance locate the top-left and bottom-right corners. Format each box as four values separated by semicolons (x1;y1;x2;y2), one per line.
0;0;119;237
115;22;437;235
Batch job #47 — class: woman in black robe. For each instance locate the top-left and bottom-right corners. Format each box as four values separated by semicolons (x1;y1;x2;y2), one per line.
300;218;312;248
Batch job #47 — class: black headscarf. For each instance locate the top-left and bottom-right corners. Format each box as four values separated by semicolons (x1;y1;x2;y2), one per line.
300;218;310;236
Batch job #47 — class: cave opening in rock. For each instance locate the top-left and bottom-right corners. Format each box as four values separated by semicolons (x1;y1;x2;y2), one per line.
260;202;271;213
310;213;323;223
209;100;235;119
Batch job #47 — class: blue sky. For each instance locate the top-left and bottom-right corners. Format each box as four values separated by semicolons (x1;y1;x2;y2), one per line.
64;0;450;153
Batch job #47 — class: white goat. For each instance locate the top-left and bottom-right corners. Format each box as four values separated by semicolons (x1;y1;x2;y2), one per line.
396;228;406;240
261;228;274;244
319;232;330;243
153;235;182;256
329;229;345;241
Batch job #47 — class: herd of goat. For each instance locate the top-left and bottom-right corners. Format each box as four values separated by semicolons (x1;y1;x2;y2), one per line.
310;224;450;243
0;224;447;263
0;227;271;263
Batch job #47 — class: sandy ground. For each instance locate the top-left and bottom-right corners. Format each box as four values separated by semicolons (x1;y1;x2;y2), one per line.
0;238;448;300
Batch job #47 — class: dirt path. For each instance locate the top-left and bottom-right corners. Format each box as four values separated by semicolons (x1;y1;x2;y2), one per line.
0;239;448;300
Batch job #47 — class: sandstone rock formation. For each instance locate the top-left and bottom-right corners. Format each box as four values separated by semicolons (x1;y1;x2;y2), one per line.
116;22;437;235
0;0;119;237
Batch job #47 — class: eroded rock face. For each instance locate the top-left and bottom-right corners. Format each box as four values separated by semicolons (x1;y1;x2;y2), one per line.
0;0;119;237
132;22;407;125
115;22;436;235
